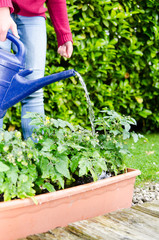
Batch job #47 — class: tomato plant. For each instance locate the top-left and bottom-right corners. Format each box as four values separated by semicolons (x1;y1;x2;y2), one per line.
0;110;142;201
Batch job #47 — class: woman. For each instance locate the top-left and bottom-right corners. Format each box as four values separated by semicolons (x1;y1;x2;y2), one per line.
0;0;73;139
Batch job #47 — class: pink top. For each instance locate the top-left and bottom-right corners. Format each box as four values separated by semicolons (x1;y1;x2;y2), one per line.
0;0;73;47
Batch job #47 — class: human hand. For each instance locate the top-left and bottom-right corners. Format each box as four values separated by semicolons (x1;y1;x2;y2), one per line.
0;7;19;41
57;41;73;58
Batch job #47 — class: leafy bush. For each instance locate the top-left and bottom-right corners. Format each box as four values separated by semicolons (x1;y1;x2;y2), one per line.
45;0;159;131
3;0;159;132
0;110;141;201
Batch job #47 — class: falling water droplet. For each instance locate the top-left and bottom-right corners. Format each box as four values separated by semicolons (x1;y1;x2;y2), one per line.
75;71;95;135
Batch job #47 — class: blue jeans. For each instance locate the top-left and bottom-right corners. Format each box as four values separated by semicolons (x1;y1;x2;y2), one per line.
0;15;47;139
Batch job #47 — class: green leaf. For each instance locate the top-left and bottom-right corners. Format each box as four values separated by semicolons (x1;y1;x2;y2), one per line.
82;4;88;11
57;119;68;128
4;132;13;142
92;151;100;159
0;172;4;185
26;137;35;148
75;35;86;40
124;122;131;132
133;50;143;56
55;155;71;179
111;9;116;18
123;130;130;140
103;20;109;27
95;39;106;48
41;139;54;151
43;182;55;192
0;161;10;172
17;180;35;198
57;144;67;153
6;166;18;184
88;8;94;18
79;158;92;176
30;196;39;205
53;173;64;189
90;169;98;181
40;159;52;178
139;109;152;118
19;174;28;183
96;158;107;171
108;38;118;45
70;156;79;173
2;181;17;201
131;132;139;143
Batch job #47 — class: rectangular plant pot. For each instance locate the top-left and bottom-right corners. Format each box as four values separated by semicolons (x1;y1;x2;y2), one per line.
0;168;140;240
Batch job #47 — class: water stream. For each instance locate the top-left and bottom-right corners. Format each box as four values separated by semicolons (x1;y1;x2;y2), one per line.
75;71;109;180
75;71;95;135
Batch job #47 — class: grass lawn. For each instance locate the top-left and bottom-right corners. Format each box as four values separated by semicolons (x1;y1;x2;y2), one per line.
124;133;159;186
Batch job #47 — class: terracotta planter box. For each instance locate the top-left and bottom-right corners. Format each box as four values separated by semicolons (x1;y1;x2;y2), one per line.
0;168;140;240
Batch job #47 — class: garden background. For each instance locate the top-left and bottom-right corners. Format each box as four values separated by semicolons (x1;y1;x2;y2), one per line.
4;0;159;134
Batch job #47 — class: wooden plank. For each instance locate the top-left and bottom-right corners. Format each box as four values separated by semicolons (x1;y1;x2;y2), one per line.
91;215;152;240
106;207;159;239
66;219;120;240
20;228;83;240
133;200;159;218
48;228;83;239
67;205;159;240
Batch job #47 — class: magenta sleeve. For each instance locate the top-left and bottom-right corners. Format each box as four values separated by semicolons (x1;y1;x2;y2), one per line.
46;0;73;47
0;0;14;13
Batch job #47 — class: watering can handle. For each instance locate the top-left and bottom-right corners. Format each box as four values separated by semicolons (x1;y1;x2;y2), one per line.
6;32;25;65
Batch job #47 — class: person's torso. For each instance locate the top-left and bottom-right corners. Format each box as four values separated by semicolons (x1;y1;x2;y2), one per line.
12;0;47;16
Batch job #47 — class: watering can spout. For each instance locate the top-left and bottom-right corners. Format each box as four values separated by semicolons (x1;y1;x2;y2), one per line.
0;69;76;118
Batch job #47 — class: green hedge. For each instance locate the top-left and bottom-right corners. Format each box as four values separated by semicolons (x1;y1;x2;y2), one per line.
4;0;159;132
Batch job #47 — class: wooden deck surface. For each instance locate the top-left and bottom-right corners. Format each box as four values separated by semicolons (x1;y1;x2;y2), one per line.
21;200;159;240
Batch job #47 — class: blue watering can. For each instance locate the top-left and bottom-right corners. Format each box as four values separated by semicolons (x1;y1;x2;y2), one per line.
0;32;75;118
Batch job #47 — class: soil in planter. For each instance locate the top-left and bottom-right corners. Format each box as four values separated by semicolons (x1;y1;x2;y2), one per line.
65;171;113;189
66;175;94;188
0;193;4;202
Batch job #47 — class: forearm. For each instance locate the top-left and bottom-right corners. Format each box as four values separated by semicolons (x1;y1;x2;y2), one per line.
46;0;73;47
